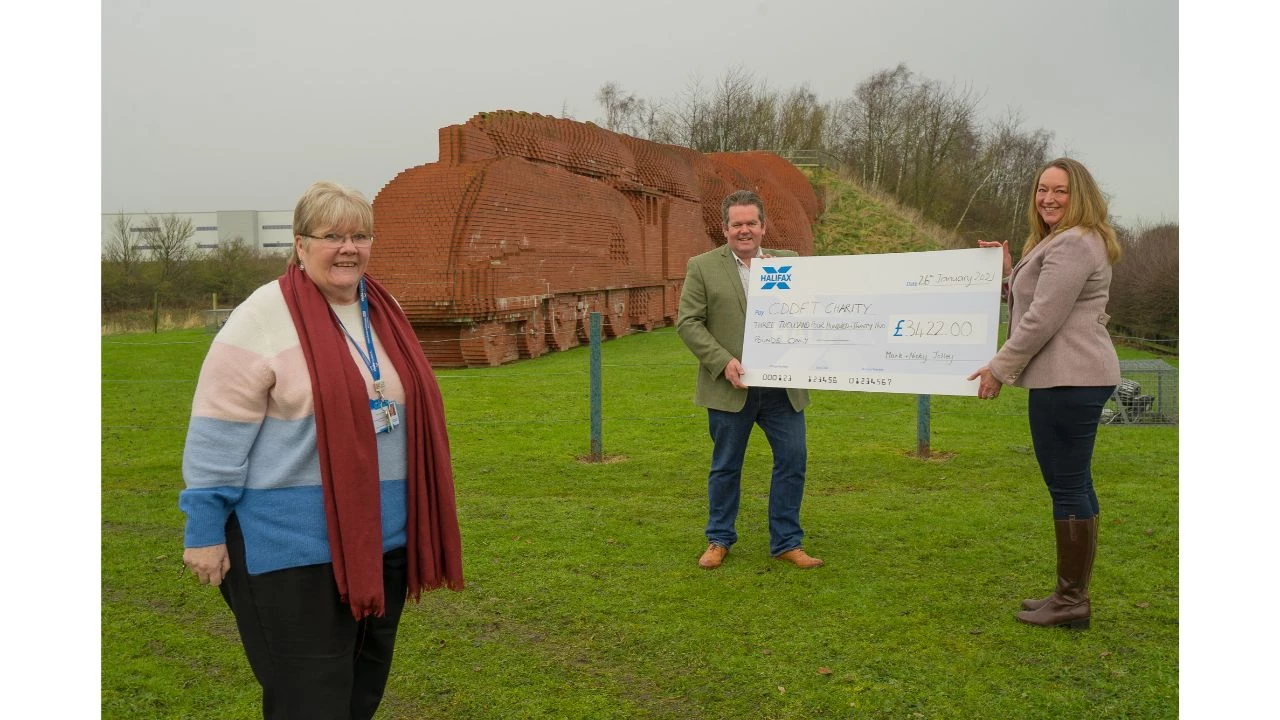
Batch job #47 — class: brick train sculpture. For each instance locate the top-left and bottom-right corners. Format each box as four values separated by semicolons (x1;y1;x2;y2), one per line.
368;111;820;367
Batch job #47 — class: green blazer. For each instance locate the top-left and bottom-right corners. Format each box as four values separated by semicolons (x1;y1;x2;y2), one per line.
676;244;810;413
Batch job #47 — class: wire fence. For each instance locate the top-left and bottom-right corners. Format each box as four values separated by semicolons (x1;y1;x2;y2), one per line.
110;319;1180;354
102;328;1178;434
1111;334;1179;345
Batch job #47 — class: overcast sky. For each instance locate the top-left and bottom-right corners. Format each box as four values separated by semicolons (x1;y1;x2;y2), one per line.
102;0;1178;229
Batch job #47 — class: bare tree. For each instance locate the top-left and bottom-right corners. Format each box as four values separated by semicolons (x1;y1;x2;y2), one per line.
709;66;763;151
982;113;1053;243
103;212;142;275
842;63;914;187
945;111;1052;245
776;85;827;152
137;213;196;286
102;212;148;312
635;98;663;141
596;82;656;138
655;74;715;150
902;79;981;215
597;82;637;131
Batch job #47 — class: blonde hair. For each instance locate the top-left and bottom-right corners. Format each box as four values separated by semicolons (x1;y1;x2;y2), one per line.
1022;158;1122;265
287;181;374;267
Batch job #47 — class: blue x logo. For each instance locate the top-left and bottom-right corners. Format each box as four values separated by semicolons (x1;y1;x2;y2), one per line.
760;265;792;290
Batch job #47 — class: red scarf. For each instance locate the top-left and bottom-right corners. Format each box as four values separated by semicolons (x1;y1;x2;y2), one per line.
280;265;463;619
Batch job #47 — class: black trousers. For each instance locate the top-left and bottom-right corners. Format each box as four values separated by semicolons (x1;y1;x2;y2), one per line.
220;514;409;720
1027;385;1115;520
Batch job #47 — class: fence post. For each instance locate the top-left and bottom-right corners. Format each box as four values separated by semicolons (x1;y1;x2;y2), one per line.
589;311;603;462
916;394;931;458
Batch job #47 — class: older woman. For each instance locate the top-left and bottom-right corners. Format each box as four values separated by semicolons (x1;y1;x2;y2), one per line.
180;180;463;719
969;158;1122;631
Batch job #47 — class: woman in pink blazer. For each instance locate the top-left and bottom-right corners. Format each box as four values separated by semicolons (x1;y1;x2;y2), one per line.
969;158;1122;631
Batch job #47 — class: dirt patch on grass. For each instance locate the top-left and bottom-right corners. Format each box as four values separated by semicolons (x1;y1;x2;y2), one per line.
574;454;629;464
902;449;957;462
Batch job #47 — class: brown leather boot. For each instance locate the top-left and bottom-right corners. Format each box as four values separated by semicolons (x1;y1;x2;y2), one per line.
1022;515;1098;610
1020;594;1052;611
1016;515;1096;630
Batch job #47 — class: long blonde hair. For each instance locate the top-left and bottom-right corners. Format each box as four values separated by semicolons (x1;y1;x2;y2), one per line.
1023;158;1122;264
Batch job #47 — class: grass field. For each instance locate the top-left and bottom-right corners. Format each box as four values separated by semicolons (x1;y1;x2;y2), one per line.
102;326;1178;719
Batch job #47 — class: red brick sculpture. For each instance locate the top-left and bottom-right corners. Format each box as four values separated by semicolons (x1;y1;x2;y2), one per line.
369;111;819;367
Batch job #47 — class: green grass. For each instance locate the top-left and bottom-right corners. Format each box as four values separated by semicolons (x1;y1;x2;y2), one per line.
103;327;1177;719
807;168;965;256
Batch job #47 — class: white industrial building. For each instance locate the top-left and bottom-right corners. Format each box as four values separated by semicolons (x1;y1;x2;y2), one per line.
101;210;296;255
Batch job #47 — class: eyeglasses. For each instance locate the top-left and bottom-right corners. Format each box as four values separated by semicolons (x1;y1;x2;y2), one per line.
301;233;374;247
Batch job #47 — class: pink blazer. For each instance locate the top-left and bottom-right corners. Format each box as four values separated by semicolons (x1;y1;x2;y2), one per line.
989;226;1120;389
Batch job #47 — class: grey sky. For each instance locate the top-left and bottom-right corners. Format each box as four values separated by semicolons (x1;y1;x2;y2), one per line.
102;0;1178;230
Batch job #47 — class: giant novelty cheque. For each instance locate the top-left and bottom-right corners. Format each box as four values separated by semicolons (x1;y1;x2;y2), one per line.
741;247;1003;396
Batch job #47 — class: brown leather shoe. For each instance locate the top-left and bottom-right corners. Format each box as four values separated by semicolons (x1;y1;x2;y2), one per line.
775;548;824;569
698;543;729;569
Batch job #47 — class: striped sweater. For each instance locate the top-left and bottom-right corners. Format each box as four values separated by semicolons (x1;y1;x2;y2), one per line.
179;280;409;575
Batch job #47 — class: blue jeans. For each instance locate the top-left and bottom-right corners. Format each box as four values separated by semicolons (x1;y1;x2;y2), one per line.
1027;385;1115;520
705;387;808;556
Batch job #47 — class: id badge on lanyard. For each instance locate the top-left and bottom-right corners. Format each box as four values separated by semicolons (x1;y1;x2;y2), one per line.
370;394;400;434
342;278;401;435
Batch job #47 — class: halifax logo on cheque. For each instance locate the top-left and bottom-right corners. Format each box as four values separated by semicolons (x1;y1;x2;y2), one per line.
759;265;793;290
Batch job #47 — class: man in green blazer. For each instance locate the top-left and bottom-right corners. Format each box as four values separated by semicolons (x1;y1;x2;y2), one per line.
677;190;822;571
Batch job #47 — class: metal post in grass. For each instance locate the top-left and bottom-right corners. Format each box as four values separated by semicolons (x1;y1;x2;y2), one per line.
916;394;931;458
589;311;603;462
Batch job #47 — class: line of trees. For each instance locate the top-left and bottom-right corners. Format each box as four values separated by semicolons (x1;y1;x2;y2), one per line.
595;64;1053;252
594;64;1176;344
101;213;283;313
1110;222;1179;347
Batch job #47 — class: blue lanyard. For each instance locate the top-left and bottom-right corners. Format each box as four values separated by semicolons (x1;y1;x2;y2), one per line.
337;278;384;398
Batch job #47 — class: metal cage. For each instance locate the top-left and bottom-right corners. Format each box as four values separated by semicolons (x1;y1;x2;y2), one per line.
1101;359;1178;425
